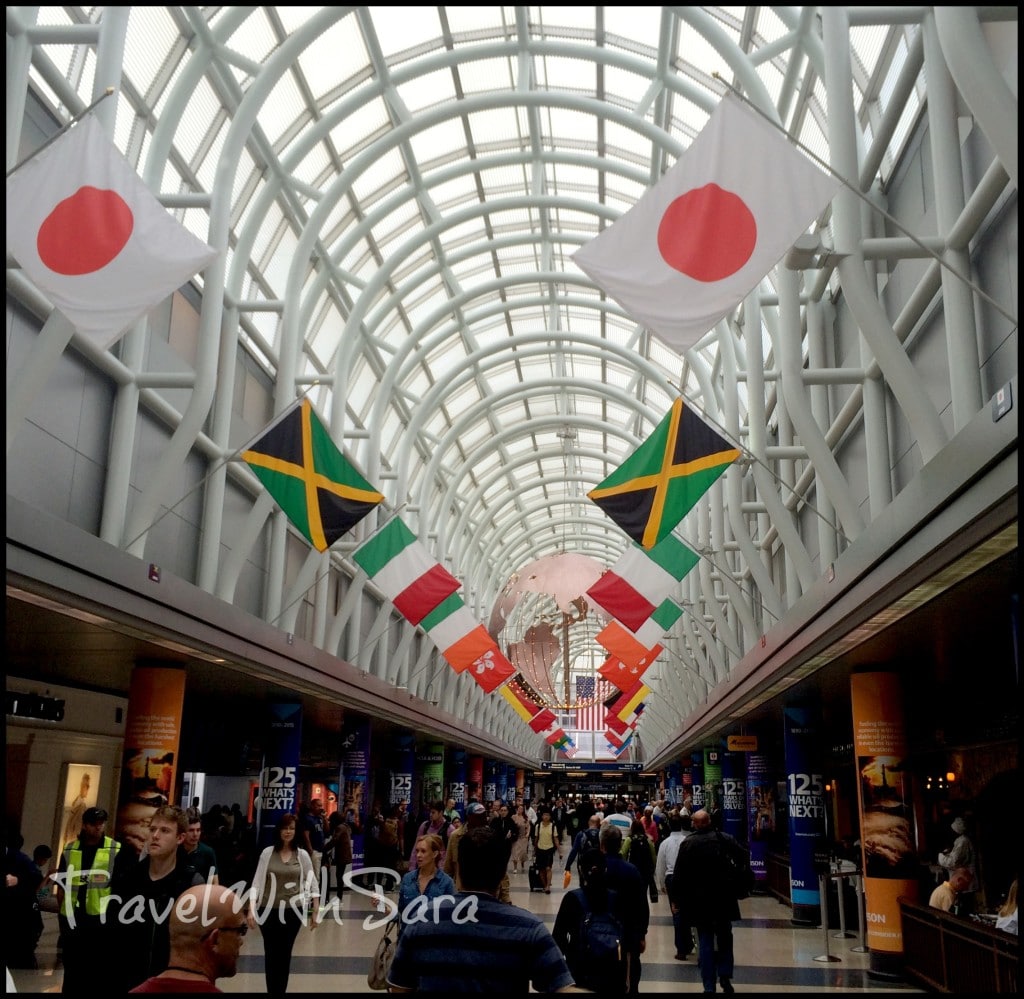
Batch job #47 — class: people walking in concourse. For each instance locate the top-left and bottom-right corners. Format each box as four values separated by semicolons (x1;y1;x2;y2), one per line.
532;807;561;894
53;807;121;993
110;805;205;992
656;810;694;959
247;814;318;995
128;884;248;993
386;825;574;992
599;821;649;994
669;809;747;994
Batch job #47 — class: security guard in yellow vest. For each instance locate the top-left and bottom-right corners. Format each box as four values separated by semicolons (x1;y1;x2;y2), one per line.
56;806;122;994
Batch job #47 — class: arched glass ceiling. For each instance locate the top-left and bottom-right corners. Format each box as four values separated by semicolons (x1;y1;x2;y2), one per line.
14;6;1011;760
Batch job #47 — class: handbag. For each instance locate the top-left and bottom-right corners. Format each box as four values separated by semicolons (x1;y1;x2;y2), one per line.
367;919;397;990
717;832;754;900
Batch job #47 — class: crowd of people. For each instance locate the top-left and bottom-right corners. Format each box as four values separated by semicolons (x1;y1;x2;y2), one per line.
6;790;1016;993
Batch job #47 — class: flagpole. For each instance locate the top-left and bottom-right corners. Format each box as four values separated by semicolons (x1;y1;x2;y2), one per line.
713;76;1017;329
6;87;116;179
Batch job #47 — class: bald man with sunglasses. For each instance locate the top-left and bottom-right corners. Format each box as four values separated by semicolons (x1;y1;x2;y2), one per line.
129;884;247;993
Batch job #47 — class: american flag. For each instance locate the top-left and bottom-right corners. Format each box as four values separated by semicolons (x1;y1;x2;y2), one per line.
574;675;615;731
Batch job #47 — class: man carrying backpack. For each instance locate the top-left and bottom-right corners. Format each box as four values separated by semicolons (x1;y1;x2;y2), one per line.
564;814;602;885
552;849;629;994
600;822;649;994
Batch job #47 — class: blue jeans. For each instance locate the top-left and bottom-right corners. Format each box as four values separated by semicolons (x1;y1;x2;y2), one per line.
694;918;734;992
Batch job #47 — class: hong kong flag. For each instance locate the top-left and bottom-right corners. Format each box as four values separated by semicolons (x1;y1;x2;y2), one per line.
573;93;840;353
6;115;216;349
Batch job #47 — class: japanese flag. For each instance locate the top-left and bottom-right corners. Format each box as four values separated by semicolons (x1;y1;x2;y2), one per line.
6;115;217;349
573;94;840;352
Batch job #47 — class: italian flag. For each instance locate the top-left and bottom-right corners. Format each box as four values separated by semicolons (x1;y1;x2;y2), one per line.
587;535;698;631
421;594;488;674
353;516;460;625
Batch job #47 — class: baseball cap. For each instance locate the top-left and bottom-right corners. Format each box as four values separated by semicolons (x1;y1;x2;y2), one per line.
466;802;487;816
83;807;108;824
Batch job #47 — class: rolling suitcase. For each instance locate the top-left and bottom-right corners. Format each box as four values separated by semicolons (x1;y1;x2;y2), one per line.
528;862;543;892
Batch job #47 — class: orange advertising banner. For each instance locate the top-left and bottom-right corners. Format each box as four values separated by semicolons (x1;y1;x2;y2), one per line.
116;666;187;853
850;672;919;956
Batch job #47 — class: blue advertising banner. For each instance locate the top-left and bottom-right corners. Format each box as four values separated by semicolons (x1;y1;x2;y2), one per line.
784;705;826;913
666;762;681;805
483;759;500;804
721;750;746;840
257;701;302;846
341;718;371;869
389;732;416;808
496;763;510;804
448;750;467;813
690;751;704;810
746;751;775;883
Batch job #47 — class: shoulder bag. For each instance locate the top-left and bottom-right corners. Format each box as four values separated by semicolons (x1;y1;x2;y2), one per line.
716;831;754;900
367;918;398;990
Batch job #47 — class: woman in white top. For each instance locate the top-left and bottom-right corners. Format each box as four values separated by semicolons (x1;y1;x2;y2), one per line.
248;814;319;994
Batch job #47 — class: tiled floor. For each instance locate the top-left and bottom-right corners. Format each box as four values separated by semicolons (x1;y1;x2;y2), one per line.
13;872;926;993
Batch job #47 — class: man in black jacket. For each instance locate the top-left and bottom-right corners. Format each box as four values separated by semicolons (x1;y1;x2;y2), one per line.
669;809;748;994
599;822;649;994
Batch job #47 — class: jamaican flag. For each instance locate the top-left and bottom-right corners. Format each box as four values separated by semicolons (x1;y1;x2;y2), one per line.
588;397;739;548
241;399;383;552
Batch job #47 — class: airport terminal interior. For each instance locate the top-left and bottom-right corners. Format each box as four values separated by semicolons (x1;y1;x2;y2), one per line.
5;6;1018;994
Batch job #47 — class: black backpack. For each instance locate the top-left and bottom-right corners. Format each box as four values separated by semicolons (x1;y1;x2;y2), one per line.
627;834;652;874
565;888;628;993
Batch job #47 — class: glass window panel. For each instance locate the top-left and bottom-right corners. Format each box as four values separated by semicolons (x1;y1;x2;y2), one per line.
296;17;368;95
222;8;278;65
369;7;444;61
329;94;391;160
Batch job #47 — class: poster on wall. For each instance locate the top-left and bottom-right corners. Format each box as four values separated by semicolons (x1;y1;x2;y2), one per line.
851;672;919;961
55;763;101;859
116;667;186;855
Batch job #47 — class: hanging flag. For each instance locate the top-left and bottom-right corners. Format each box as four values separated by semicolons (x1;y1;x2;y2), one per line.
605;712;637;737
352;515;461;625
607;731;634;757
587;534;698;630
632;598;685;649
241;399;384;552
574;676;616;730
467;643;516;695
599;655;645;692
528;707;558;733
499;682;542;724
588;397;739;548
561;742;579;759
609;678;651;722
6;115;217;349
420;595;488;674
596;619;664;673
545;729;572;751
573;92;841;353
606;725;636;749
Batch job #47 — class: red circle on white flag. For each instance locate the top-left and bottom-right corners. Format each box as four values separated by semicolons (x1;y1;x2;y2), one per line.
36;186;134;275
657;183;756;282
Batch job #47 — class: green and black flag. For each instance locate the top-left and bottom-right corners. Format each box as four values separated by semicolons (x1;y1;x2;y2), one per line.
241;399;384;552
588;397;739;548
